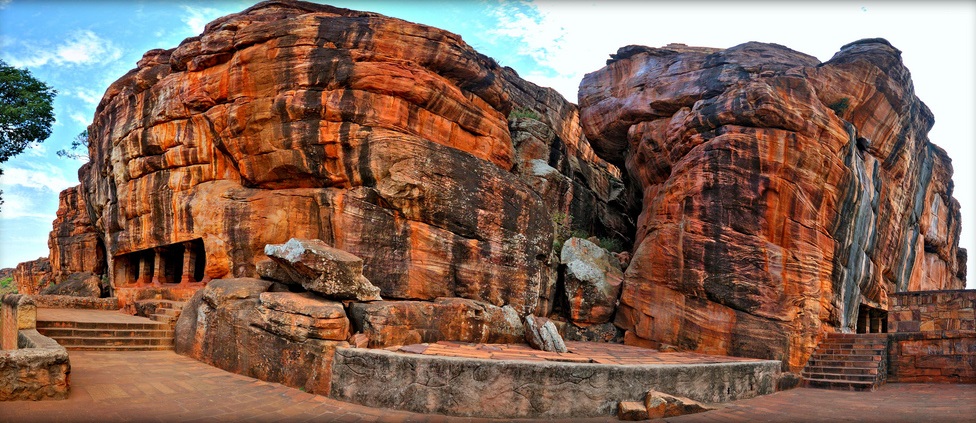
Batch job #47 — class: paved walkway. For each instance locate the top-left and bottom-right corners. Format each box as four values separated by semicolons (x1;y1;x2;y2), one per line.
1;350;972;422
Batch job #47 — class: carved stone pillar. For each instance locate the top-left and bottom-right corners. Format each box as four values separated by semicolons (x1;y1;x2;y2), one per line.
181;242;197;285
151;247;166;286
137;252;153;286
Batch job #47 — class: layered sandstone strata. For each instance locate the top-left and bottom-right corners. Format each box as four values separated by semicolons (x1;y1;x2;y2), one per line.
12;257;51;295
579;40;967;371
67;0;630;316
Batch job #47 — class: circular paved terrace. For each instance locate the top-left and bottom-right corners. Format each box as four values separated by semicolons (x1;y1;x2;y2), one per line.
1;349;973;422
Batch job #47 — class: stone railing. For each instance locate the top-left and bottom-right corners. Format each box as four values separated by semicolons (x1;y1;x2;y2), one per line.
887;290;976;383
1;294;71;400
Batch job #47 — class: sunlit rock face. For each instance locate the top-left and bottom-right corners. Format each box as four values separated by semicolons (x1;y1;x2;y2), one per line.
73;0;630;315
579;39;966;371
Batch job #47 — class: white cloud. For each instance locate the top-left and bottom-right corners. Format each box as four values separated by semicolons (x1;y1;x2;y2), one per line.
4;30;122;68
0;163;78;197
68;88;102;106
69;111;90;126
0;189;54;220
0;0;10;10
180;5;223;35
24;143;47;158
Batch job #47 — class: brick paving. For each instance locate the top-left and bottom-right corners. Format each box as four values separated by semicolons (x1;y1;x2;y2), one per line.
1;350;972;422
398;341;761;365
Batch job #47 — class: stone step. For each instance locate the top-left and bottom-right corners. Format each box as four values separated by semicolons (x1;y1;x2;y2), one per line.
827;333;889;340
154;308;181;316
803;378;877;391
800;371;879;382
48;336;174;347
58;344;175;351
37;327;173;339
819;342;888;349
802;365;879;376
818;347;886;356
37;320;169;331
152;300;186;310
810;353;882;362
807;359;881;369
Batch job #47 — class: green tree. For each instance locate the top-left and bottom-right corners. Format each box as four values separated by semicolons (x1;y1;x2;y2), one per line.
56;129;89;160
0;59;56;209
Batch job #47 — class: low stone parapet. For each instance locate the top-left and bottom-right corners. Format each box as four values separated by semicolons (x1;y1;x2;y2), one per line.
888;330;975;383
29;295;120;310
330;347;780;418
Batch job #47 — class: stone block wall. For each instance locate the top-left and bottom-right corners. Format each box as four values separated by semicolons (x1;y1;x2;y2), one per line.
887;290;976;383
1;295;70;400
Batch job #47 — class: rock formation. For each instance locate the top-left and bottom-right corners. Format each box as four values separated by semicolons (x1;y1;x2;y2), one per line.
54;0;631;318
27;0;967;380
12;257;51;295
263;238;381;301
579;40;967;371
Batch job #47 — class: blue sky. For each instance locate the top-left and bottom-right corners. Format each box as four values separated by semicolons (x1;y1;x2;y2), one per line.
0;1;973;288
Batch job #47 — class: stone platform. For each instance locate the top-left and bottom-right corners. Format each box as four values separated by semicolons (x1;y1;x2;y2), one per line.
331;341;781;418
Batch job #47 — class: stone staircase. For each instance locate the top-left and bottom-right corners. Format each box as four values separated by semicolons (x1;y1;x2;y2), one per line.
802;333;888;391
36;315;174;351
146;300;186;324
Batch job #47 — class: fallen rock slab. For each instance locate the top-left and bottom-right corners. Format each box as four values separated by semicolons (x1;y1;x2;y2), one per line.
645;390;714;418
524;315;567;353
617;401;649;421
348;298;523;347
264;238;381;302
257;292;350;342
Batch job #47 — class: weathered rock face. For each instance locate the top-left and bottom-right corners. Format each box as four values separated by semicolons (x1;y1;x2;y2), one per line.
67;0;630;317
264;238;381;301
12;257;51;295
579;40;967;371
348;298;523;347
47;186;106;290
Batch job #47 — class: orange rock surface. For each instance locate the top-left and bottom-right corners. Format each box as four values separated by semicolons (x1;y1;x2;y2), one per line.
579;40;967;371
60;0;629;315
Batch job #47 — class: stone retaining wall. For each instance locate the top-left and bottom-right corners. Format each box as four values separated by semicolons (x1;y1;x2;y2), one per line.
330;348;780;418
1;294;70;400
888;290;976;383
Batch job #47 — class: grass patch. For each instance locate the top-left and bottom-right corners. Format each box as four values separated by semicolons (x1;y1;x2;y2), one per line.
509;107;540;120
829;98;850;116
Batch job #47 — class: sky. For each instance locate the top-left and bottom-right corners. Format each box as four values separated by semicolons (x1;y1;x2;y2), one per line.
0;0;973;289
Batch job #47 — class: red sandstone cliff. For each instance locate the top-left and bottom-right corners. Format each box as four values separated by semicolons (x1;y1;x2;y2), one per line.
579;40;966;371
68;0;629;316
33;2;966;374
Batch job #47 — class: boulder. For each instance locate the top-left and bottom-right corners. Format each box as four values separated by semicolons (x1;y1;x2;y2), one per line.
644;390;713;418
39;272;101;297
617;401;649;421
175;277;344;395
563;321;624;343
348;298;523;347
523;315;567;353
560;237;623;324
257;291;350;342
264;238;381;302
